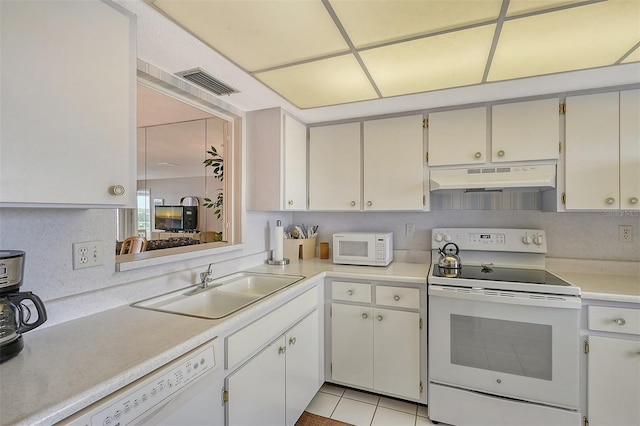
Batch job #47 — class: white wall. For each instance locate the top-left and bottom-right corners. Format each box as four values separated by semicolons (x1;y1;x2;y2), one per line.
292;210;640;262
0;208;284;327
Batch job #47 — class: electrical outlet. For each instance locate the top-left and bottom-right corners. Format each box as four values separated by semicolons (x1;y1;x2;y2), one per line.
73;241;104;270
406;223;415;238
619;225;633;243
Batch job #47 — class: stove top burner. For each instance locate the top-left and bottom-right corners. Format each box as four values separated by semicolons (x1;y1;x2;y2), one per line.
431;265;572;287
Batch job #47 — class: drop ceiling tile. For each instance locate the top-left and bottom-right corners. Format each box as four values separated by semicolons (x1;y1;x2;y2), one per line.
622;45;640;63
254;54;378;109
152;0;349;72
330;0;501;48
506;0;589;17
489;0;640;81
360;24;496;97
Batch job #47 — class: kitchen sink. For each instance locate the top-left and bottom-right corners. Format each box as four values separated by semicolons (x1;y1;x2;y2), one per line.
132;272;305;319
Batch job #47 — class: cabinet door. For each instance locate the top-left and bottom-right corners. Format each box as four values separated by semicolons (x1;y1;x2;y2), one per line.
428;107;487;166
363;115;424;210
309;123;361;210
373;308;421;400
331;303;373;388
565;92;620;209
588;336;640;426
226;337;286;426
620;89;640;210
283;114;307;210
492;98;559;163
285;311;320;426
0;0;135;206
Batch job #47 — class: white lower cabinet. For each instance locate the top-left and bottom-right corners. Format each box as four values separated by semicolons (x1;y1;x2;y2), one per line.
329;281;423;401
586;304;640;426
225;310;320;426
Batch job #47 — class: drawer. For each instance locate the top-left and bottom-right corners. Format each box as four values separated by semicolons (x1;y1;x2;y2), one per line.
376;286;420;309
226;287;318;368
588;306;640;335
332;281;371;303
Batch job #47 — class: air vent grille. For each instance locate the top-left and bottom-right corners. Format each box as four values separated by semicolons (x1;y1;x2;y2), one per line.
176;68;238;96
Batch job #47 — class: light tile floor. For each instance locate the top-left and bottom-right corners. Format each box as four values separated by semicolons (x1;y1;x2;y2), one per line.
305;383;436;426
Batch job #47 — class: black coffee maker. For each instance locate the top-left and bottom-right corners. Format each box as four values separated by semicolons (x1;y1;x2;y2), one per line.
0;250;47;363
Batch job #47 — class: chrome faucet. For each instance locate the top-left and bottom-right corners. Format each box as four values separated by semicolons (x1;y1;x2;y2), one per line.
200;263;214;288
185;263;215;296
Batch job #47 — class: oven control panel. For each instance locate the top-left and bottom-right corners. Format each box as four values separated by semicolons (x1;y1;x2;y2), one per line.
432;228;547;253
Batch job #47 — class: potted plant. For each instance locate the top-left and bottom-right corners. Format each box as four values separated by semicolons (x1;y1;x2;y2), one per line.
203;145;223;219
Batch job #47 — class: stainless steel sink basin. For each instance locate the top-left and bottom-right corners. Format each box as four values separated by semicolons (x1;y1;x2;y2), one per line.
132;272;305;319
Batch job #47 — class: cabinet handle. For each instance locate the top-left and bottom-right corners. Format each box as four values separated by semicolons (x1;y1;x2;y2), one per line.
350;201;356;207
497;150;505;157
289;337;297;346
367;201;373;207
474;152;482;159
347;289;354;296
109;185;126;196
278;346;286;354
362;313;368;319
630;197;639;205
613;318;626;326
606;197;616;205
288;200;294;206
393;295;400;301
377;315;383;322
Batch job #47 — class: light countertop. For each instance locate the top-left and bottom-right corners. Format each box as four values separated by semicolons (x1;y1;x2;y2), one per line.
0;258;636;425
0;260;428;426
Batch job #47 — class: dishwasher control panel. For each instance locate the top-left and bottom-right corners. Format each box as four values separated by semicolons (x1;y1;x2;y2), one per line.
62;341;217;426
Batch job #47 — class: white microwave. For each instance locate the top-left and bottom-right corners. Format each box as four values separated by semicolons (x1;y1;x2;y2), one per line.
332;232;393;266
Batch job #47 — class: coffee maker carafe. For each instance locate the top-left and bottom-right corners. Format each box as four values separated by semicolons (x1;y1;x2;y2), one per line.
0;251;47;363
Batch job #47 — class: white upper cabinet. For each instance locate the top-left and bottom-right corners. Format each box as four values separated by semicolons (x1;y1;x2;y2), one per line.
620;89;640;210
491;98;560;163
428;107;487;166
309;122;361;210
247;108;307;211
363;115;424;210
565;90;639;210
309;116;424;211
0;0;136;207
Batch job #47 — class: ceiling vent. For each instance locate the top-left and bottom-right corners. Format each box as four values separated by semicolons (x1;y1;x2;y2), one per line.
176;68;239;96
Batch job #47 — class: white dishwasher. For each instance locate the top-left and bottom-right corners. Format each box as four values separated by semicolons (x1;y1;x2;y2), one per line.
60;338;224;426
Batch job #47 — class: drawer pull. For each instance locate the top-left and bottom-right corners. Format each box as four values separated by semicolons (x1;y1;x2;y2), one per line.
393;295;400;301
362;313;368;319
614;318;626;326
347;289;354;296
377;315;384;322
278;346;286;355
289;337;297;346
606;197;616;205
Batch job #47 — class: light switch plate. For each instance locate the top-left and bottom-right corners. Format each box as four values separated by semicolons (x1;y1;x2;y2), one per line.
73;241;104;270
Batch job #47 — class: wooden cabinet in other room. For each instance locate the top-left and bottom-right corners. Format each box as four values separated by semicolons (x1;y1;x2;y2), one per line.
309;115;424;211
565;90;640;210
0;0;136;207
247;108;307;211
586;304;640;426
329;280;423;401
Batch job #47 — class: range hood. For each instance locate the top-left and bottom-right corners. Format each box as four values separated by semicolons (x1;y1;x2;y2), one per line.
430;164;556;192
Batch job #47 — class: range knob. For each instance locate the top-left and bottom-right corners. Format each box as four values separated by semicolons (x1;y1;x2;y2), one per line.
522;235;532;245
444;234;453;242
533;235;544;246
434;234;443;242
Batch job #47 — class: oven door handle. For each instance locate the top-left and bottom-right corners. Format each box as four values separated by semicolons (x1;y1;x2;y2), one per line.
428;285;581;309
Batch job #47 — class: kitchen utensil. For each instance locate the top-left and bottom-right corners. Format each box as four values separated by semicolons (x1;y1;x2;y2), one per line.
438;243;461;269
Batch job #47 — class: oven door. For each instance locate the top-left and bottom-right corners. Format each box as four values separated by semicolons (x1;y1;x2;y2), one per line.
428;285;581;409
